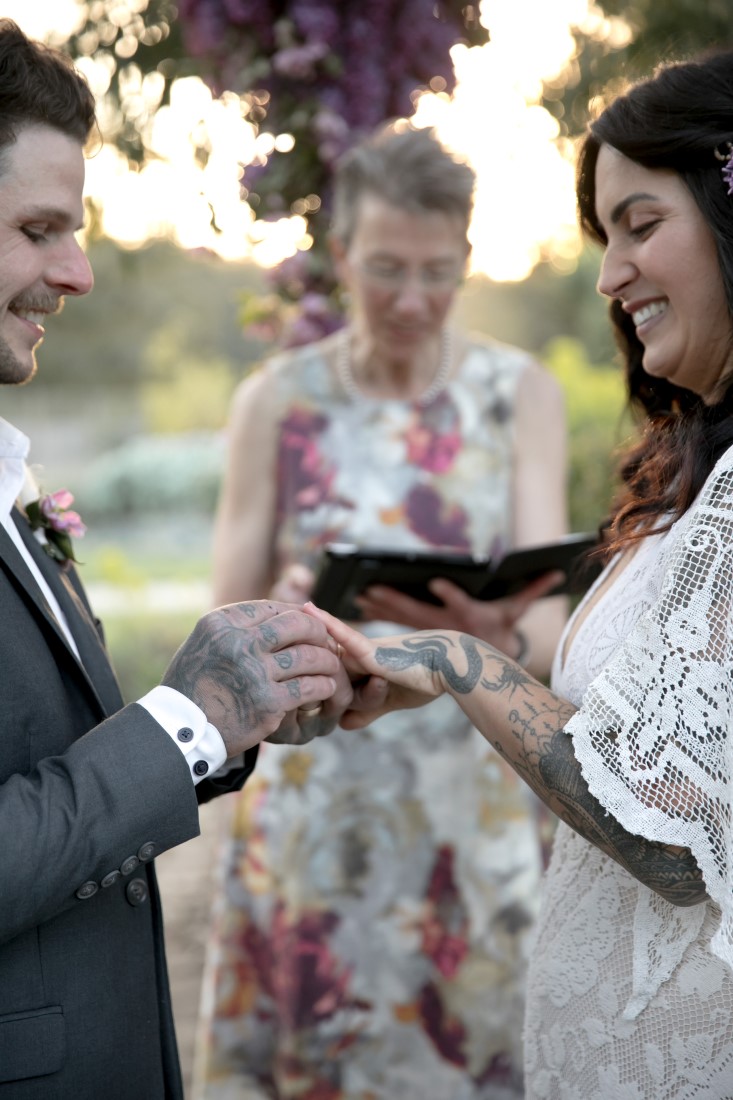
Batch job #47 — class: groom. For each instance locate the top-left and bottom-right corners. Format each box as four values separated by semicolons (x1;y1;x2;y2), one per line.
0;20;371;1099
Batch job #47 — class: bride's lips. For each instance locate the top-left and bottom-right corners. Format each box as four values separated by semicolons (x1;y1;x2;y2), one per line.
626;298;668;336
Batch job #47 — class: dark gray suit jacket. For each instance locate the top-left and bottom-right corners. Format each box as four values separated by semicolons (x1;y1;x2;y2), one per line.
0;508;257;1098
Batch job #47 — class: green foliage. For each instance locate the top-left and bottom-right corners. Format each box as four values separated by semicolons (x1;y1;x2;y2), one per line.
78;431;225;517
140;325;237;432
65;0;186;164
102;608;201;702
546;0;733;135
542;336;634;532
456;246;614;365
79;514;215;583
84;545;149;588
37;239;266;391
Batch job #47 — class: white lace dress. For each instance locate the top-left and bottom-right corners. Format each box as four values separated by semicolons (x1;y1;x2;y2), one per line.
524;444;733;1099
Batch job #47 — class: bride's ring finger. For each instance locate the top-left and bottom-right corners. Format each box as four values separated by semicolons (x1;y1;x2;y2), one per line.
297;702;323;718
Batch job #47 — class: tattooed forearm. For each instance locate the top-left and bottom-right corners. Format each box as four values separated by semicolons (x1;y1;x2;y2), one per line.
534;728;706;906
375;631;707;907
374;634;485;694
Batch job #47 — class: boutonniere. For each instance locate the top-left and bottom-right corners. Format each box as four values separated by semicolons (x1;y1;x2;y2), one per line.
25;488;87;565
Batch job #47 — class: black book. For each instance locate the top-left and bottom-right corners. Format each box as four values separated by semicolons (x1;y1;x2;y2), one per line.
310;532;602;620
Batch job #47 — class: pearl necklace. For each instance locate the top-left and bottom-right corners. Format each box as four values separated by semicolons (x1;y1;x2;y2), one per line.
337;327;453;406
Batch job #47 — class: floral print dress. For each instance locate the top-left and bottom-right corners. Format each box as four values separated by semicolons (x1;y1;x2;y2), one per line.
196;336;543;1100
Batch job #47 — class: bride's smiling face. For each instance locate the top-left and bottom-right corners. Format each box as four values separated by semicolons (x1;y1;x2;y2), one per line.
594;144;733;401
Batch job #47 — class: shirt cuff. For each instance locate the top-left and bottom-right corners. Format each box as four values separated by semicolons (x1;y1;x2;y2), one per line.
137;685;228;785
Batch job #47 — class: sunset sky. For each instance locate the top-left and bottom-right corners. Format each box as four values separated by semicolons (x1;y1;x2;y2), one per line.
2;0;605;280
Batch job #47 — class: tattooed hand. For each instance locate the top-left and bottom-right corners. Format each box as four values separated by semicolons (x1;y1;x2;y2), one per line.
303;604;457;728
162;601;343;755
266;659;392;745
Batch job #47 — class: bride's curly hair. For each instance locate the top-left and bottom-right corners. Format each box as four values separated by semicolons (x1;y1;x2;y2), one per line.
576;50;733;555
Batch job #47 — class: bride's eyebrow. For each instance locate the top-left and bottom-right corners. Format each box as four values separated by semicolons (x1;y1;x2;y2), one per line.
610;191;658;224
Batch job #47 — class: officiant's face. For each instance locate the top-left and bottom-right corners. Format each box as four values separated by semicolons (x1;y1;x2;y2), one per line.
0;123;93;386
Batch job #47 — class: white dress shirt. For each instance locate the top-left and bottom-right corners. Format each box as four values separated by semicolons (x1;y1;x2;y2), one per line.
0;416;228;785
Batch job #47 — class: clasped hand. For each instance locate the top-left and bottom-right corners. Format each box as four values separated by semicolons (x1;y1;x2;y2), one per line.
161;599;389;755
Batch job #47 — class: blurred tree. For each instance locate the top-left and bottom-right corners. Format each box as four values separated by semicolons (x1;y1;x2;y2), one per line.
64;1;183;162
140;324;237;432
33;238;267;392
65;1;487;343
543;336;631;533
456;246;615;365
545;0;733;135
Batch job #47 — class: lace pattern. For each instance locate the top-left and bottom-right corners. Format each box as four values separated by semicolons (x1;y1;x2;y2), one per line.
524;445;733;1098
566;448;733;982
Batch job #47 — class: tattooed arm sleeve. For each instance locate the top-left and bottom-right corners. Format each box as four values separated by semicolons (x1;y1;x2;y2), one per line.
372;632;706;907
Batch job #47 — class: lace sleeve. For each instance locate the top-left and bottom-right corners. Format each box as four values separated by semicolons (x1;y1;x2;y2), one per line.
566;450;733;969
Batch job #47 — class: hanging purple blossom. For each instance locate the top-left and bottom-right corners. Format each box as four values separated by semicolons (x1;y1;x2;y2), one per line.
722;152;733;196
175;0;487;345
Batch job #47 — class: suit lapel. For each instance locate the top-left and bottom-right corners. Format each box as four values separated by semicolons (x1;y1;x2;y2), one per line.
3;508;123;714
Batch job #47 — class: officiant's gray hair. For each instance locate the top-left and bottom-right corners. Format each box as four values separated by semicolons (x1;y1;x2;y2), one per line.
331;122;475;246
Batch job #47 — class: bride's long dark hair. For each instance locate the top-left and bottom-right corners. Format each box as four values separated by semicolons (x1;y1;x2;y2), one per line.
576;51;733;553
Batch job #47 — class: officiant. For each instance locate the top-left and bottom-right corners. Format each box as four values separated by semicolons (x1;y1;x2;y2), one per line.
197;121;569;1099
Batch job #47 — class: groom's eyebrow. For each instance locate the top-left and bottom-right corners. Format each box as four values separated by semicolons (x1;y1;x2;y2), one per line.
20;203;86;231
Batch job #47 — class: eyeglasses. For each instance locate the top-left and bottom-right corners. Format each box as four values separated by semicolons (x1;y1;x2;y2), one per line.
355;260;463;291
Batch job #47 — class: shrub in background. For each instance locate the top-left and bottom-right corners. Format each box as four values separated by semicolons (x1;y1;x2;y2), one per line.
543;335;632;534
103;609;203;702
78;431;226;518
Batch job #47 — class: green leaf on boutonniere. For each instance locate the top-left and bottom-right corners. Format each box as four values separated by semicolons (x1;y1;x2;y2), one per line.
25;494;85;565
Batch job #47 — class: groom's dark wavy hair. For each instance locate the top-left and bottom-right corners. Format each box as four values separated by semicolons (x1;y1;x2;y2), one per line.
0;19;96;169
576;50;733;553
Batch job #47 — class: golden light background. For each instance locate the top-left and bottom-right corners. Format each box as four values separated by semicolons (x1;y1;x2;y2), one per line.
2;0;607;280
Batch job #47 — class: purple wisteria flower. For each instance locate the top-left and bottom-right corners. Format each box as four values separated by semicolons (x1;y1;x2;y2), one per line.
723;154;733;196
176;0;487;346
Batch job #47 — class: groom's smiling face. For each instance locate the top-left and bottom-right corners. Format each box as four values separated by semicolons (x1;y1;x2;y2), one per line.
0;123;93;386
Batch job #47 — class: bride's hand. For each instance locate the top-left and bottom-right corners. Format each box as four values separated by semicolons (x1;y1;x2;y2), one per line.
304;602;456;729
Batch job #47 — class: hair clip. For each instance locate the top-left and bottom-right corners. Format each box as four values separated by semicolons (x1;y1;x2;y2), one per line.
714;141;733;195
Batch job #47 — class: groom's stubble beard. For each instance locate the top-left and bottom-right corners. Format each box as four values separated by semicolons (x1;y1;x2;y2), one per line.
0;335;39;386
0;291;64;386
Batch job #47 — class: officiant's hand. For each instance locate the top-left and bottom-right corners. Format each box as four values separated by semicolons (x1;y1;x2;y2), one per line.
268;562;315;604
161;600;344;756
354;569;564;662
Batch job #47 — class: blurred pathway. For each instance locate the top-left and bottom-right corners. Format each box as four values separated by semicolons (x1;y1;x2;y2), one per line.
156;794;234;1098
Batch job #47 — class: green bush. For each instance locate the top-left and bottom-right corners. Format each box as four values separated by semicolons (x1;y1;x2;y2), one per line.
543;336;634;533
140;324;240;434
102;609;202;703
78;431;226;518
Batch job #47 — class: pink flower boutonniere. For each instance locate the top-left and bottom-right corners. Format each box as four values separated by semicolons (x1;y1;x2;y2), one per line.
26;488;87;565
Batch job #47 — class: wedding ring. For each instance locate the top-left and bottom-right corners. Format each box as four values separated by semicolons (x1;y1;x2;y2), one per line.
336;642;344;661
298;703;323;718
